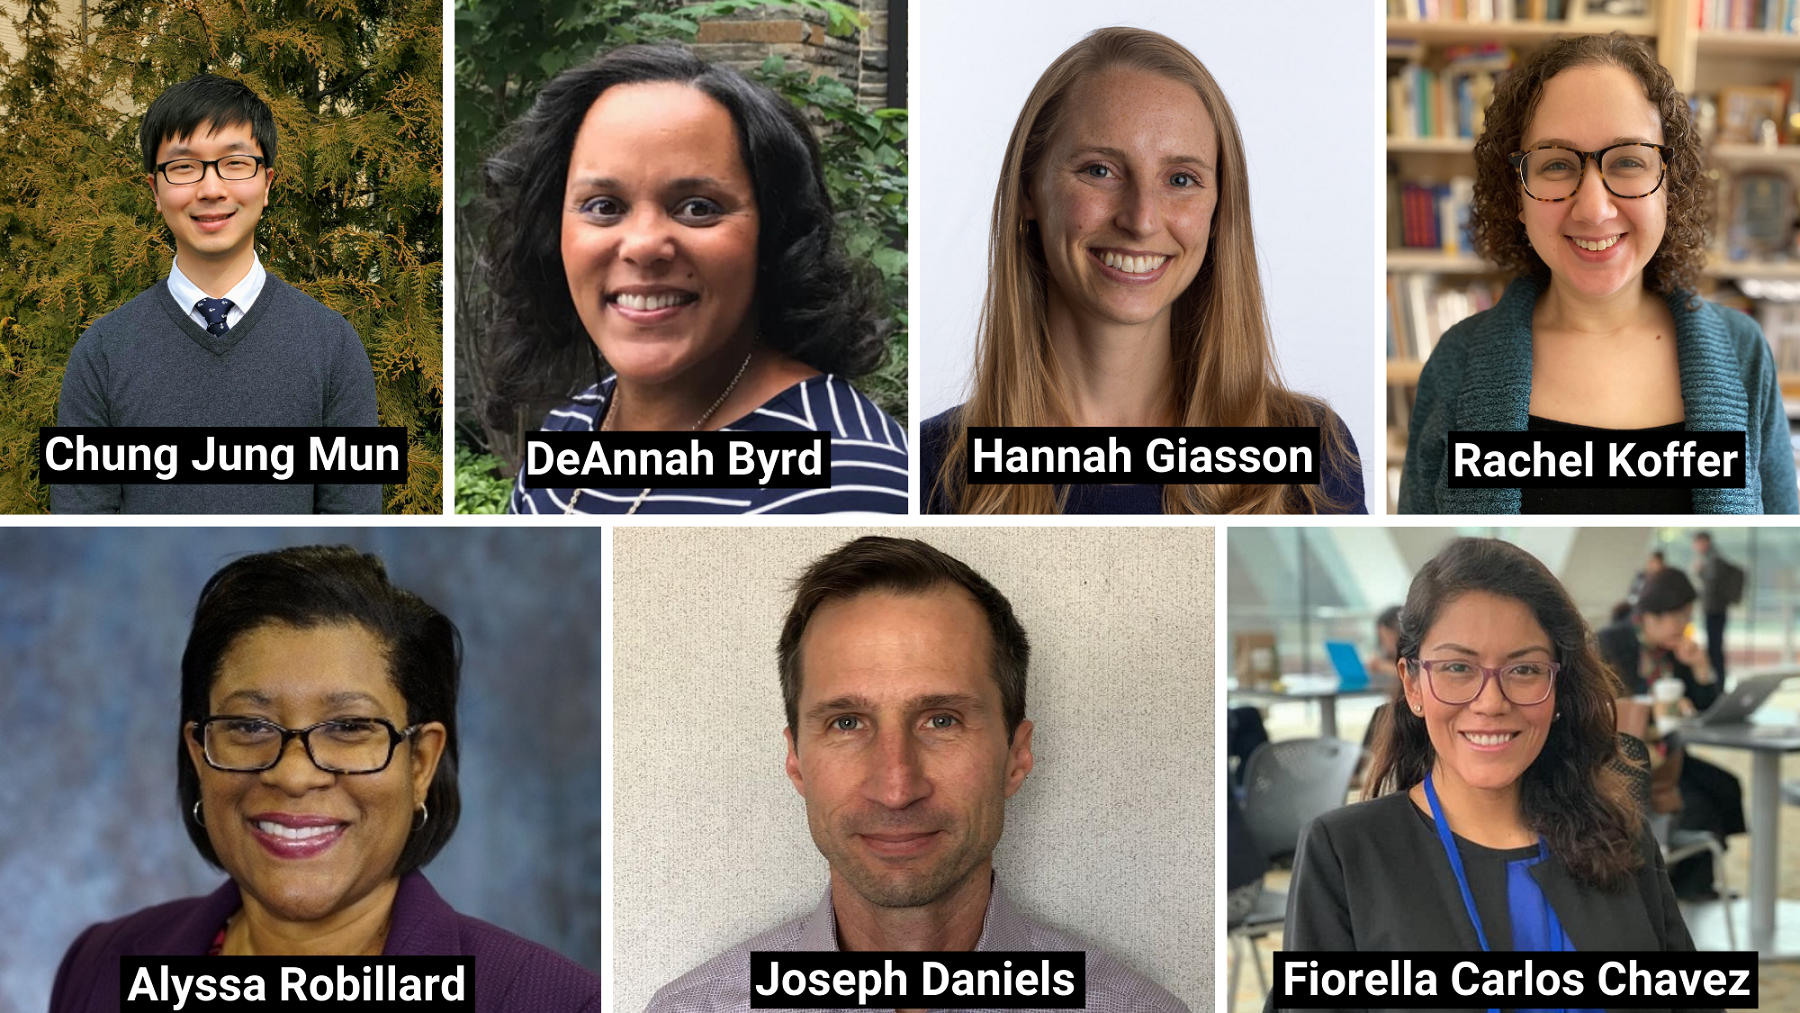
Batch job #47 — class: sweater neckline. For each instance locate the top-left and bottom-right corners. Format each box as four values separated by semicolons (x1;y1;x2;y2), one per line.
1441;274;1754;514
157;272;284;357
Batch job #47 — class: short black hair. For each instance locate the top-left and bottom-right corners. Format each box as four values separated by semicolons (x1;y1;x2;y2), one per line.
1376;605;1402;632
178;546;461;875
778;537;1029;743
1636;568;1699;616
140;74;277;173
479;44;884;432
1649;550;1665;563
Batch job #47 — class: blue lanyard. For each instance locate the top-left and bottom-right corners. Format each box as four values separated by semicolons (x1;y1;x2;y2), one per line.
1424;773;1590;1013
1424;770;1511;952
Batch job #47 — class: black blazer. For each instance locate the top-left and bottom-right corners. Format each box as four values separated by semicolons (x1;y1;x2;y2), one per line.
1272;791;1718;1013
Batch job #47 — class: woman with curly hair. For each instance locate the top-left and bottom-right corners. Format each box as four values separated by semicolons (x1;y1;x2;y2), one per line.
1278;539;1711;1012
920;27;1364;514
481;46;907;514
1399;33;1797;514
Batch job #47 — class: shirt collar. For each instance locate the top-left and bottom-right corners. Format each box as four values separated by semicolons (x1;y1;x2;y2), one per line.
168;252;267;315
797;873;1032;951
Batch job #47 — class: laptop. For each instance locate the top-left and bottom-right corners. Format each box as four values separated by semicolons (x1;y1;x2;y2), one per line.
1325;640;1370;691
1690;671;1794;727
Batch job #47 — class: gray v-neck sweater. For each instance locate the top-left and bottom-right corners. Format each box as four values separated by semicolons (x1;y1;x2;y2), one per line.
53;275;381;513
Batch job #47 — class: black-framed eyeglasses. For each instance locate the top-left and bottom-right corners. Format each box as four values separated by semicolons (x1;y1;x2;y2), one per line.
1408;658;1560;707
191;715;420;774
154;154;268;185
1508;143;1670;202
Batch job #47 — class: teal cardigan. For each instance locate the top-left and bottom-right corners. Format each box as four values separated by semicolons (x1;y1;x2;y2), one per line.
1399;275;1799;514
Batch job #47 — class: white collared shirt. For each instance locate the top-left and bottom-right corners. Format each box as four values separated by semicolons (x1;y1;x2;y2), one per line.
167;253;267;331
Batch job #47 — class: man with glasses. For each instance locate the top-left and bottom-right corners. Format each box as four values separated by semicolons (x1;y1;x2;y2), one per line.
54;75;379;513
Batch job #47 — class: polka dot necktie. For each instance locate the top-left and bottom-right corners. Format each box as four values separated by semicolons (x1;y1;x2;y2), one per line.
196;297;235;337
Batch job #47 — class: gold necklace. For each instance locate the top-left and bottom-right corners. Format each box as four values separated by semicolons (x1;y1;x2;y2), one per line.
564;349;755;515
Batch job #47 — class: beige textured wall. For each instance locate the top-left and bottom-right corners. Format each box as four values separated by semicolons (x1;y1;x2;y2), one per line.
613;526;1215;1011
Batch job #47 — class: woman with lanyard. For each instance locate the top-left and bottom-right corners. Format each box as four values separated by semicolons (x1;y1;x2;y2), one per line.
1277;538;1716;1013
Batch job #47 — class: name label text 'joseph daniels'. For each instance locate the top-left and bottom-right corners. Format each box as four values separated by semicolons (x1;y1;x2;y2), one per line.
964;427;1321;485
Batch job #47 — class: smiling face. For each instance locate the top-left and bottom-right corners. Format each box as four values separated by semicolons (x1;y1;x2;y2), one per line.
561;82;759;386
1025;66;1218;332
1402;591;1557;798
186;622;444;926
1517;64;1667;303
784;588;1033;910
149;120;272;266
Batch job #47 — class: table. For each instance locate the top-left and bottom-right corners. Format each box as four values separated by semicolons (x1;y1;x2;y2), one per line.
1678;720;1800;958
1229;684;1389;740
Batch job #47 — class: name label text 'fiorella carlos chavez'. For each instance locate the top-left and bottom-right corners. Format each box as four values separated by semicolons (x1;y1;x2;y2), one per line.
748;951;1084;1009
963;427;1321;484
37;427;407;484
521;430;830;489
1273;951;1755;1009
1445;431;1748;488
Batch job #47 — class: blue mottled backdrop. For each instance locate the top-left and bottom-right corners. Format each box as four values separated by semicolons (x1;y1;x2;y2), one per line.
0;528;604;1011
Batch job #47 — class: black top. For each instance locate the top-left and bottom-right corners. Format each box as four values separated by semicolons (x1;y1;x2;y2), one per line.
1404;802;1539;952
917;404;1368;514
1521;416;1694;515
1276;791;1714;1013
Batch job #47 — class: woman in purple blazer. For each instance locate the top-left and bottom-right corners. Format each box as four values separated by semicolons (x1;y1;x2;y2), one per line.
49;546;602;1013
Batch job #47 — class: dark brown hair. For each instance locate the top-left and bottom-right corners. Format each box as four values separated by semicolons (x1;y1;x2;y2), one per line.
1364;538;1643;891
777;536;1029;743
1469;32;1708;297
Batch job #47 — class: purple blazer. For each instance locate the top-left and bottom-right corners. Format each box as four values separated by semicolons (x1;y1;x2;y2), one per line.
50;872;602;1013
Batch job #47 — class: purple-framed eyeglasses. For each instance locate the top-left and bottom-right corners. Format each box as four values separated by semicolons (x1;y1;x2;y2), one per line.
1407;658;1560;706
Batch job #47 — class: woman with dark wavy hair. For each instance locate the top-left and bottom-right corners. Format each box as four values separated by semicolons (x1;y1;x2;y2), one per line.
1278;539;1711;1011
483;45;906;514
1399;33;1796;514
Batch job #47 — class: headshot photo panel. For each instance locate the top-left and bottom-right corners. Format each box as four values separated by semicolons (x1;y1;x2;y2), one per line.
914;0;1378;514
455;4;909;516
1228;524;1800;1010
612;526;1213;1012
0;529;602;1012
1389;16;1800;515
0;3;442;515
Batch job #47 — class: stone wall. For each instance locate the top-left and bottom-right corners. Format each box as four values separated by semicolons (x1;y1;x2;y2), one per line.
691;0;897;108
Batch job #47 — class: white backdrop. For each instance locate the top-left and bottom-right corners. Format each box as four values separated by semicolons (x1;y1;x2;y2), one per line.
913;0;1380;511
613;526;1214;1012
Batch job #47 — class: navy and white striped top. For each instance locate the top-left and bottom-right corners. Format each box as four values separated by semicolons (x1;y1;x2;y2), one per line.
509;374;909;515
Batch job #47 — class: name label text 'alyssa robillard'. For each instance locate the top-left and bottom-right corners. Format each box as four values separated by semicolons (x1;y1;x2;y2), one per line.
963;427;1321;484
120;956;474;1011
748;951;1085;1009
1445;431;1747;488
521;430;829;489
37;427;407;484
1273;952;1756;1009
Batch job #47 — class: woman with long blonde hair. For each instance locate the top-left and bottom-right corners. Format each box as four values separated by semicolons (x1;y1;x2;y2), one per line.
920;26;1362;514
